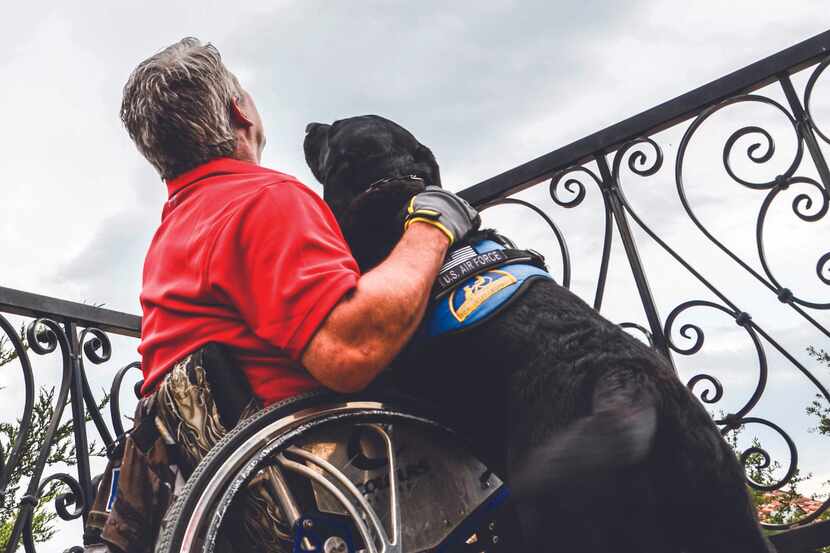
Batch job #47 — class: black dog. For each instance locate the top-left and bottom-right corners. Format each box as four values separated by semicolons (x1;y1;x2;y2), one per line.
304;115;773;553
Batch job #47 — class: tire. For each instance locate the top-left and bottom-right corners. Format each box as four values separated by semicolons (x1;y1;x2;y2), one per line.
156;391;349;551
154;390;453;553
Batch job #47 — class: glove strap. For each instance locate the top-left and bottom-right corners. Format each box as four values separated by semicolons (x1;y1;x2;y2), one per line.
404;196;456;244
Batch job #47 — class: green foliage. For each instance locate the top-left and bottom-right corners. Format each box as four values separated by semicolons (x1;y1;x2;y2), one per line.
807;347;830;437
0;330;109;551
723;347;830;552
0;326;25;367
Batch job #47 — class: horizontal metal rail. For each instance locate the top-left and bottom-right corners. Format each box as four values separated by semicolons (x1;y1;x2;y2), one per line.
771;518;830;552
459;29;830;207
0;286;140;337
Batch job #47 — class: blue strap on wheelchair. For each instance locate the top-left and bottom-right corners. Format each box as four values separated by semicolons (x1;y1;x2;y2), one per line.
425;240;553;337
434;485;513;552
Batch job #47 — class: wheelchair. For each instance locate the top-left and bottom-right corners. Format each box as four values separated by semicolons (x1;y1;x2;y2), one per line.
154;390;523;553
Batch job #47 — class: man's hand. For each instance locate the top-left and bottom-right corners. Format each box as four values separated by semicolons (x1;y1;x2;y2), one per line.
301;222;453;393
404;186;480;245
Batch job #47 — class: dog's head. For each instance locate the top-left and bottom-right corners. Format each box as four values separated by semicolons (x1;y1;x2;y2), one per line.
304;115;441;270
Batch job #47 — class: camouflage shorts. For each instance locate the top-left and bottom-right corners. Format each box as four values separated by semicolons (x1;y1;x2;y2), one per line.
85;350;292;553
154;352;292;552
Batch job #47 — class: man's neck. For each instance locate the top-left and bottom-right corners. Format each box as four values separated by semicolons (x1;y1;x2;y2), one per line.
233;146;259;166
233;130;261;165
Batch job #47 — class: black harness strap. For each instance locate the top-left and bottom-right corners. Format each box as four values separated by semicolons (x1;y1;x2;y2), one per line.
432;246;546;299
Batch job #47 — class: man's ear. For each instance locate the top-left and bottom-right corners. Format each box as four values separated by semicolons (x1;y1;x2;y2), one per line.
230;97;254;129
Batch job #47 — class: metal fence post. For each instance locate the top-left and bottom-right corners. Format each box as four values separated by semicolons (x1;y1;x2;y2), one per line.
595;154;676;368
65;321;94;523
780;73;830;189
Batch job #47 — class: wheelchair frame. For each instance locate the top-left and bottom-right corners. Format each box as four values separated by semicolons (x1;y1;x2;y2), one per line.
155;392;519;553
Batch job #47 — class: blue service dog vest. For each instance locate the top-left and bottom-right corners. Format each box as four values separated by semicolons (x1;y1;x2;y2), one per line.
425;240;554;337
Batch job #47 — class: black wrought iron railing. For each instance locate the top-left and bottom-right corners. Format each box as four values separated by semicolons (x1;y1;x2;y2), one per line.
0;287;141;553
2;29;830;553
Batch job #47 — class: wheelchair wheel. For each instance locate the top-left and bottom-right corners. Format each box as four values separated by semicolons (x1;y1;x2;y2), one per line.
154;391;522;553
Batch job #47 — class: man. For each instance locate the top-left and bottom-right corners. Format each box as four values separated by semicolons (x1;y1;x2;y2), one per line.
124;38;478;405
83;37;478;552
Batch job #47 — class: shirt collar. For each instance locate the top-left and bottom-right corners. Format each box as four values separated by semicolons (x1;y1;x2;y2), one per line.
165;157;270;199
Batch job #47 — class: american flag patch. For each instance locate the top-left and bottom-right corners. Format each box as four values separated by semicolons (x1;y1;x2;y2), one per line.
440;245;478;273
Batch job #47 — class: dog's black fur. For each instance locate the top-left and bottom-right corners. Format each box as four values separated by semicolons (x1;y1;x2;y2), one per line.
304;115;773;553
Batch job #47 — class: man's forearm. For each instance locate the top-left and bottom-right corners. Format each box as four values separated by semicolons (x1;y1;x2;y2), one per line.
301;223;449;392
357;221;449;338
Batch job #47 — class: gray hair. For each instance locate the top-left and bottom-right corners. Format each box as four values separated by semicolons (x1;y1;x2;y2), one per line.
120;37;243;180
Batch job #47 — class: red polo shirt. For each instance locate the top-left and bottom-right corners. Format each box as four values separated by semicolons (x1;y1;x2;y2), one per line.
138;158;360;404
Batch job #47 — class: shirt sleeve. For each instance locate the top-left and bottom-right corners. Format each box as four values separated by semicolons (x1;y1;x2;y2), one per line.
206;179;361;361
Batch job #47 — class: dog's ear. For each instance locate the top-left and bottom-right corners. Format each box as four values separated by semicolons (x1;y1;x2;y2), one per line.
303;122;332;185
415;143;441;188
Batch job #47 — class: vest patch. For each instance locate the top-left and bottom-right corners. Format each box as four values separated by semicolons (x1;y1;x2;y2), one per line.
450;270;517;322
425;240;554;337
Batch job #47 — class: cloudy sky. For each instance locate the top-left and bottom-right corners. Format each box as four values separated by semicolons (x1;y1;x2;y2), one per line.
2;0;830;548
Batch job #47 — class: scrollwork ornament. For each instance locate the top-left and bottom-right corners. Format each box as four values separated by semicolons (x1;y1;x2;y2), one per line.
756;175;830;309
675;93;830;329
686;374;724;404
79;327;112;364
547;162;615;306
664;300;767;419
619;322;655;347
110;361;142;438
722;125;781;188
480;198;573;289
678;94;803;193
25;319;63;356
18;474;86;553
549;166;601;208
709;96;802;189
818;252;830;285
664;303;705;356
804;55;830;145
788;177;830;223
612;136;664;181
0;315;36;498
723;416;814;528
37;473;86;521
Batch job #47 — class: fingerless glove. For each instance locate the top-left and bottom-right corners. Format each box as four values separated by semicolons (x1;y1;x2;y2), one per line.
403;186;481;245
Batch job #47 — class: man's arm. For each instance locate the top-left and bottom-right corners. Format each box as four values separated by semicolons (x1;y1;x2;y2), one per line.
301;223;449;393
